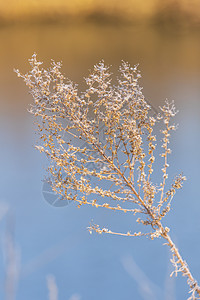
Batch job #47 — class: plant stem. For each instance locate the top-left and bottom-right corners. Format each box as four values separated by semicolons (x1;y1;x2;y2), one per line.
159;222;200;298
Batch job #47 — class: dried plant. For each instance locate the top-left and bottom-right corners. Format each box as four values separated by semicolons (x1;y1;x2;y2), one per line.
15;54;200;299
47;274;58;300
4;213;20;300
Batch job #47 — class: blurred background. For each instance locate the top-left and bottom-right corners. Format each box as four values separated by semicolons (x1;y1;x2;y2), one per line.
0;0;200;299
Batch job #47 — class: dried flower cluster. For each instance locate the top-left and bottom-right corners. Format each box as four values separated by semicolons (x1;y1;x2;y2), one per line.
16;54;200;299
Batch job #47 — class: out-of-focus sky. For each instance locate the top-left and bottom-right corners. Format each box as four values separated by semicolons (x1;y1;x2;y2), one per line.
0;1;200;300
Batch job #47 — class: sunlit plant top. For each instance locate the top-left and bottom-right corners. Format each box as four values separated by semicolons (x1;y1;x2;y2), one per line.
16;54;200;299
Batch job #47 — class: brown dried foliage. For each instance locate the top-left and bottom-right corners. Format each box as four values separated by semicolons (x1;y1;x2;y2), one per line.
15;54;200;299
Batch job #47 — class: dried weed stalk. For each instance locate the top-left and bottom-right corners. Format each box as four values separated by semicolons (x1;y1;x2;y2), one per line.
15;54;200;299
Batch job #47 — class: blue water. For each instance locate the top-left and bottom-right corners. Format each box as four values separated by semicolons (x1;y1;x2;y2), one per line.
0;23;200;300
